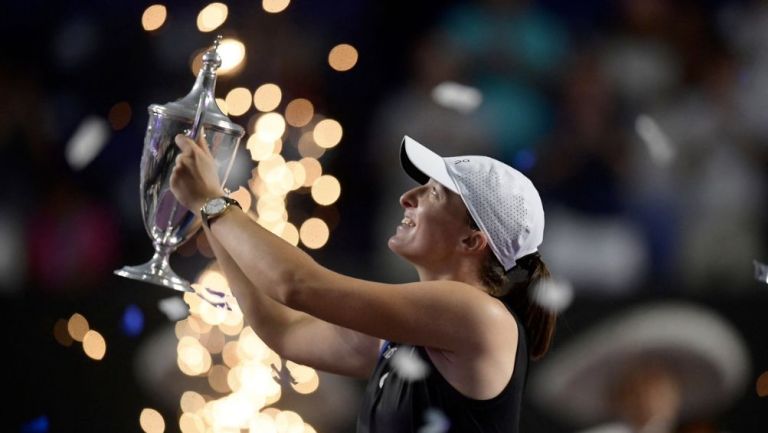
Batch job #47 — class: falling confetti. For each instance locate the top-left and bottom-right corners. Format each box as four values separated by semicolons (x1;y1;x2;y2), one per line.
390;346;429;381
157;297;189;321
531;278;574;314
757;371;768;397
418;408;450;433
753;260;768;284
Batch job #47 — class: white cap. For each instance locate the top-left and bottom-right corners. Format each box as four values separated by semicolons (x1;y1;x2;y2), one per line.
400;135;545;270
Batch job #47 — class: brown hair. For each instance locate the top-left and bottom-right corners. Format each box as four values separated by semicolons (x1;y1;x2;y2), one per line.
468;217;556;360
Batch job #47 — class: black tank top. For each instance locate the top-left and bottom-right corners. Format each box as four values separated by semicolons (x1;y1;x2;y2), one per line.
356;308;529;433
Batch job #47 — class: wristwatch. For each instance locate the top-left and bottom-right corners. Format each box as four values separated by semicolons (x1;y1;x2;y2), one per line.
200;196;242;228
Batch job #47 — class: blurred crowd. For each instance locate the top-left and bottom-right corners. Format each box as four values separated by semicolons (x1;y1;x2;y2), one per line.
368;0;768;297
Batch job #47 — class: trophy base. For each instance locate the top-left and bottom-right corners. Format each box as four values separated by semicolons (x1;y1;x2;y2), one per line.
114;262;194;293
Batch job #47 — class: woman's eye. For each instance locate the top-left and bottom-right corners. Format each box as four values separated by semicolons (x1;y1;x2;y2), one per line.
431;189;439;197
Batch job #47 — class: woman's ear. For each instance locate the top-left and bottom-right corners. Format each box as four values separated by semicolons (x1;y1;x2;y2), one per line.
460;230;488;254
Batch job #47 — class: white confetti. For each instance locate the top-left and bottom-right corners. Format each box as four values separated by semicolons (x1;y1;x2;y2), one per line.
635;114;676;167
390;347;429;381
157;296;189;321
431;81;483;113
532;278;574;314
753;260;768;284
418;408;450;433
65;115;110;170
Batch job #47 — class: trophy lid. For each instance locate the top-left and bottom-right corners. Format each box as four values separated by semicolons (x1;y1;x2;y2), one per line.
149;36;245;137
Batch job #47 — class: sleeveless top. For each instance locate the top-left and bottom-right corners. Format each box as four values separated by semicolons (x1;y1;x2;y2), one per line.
356;307;529;433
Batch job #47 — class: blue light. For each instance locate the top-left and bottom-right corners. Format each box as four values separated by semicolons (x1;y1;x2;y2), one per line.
21;415;49;433
121;304;144;337
513;149;537;173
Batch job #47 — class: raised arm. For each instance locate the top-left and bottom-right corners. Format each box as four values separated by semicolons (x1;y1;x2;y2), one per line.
202;225;382;378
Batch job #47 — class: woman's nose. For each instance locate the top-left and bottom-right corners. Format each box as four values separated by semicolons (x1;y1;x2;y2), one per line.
399;186;419;208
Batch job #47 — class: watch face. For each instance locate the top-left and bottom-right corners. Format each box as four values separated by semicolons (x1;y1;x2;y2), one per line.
204;198;227;214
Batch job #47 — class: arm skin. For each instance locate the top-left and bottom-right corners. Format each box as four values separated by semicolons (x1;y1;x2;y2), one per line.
202;224;383;379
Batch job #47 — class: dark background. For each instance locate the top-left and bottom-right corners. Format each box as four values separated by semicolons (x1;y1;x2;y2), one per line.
2;0;767;432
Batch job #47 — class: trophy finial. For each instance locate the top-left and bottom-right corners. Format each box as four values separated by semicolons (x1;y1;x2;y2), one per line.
201;35;223;71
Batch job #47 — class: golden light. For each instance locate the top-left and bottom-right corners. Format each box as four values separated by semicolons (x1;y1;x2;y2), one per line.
249;413;278;433
222;341;241;367
175;319;201;340
304;423;318;433
328;43;359;72
198;269;229;292
286;361;316;382
178;336;213;376
82;330;106;360
274;411;304;433
142;5;167;31
263;0;291;14
313;118;343;148
293;371;320;395
238;327;270;361
200;327;226;354
208;364;231;393
217;38;246;75
257;154;287;182
257;195;286;223
225;87;253;117
67;313;89;342
256;112;286;142
285;98;314;127
285;161;306;190
246;135;276;161
197;3;228;32
298;131;325;159
758;371;768;397
179;412;206;433
299;218;330;249
229;186;253;212
188;315;213;334
220;313;245;336
140;408;166;433
199;300;228;326
253;83;282;112
299;157;322;187
215;97;228;115
108;101;132;130
180;391;206;413
311;175;341;205
53;318;73;346
280;223;299;246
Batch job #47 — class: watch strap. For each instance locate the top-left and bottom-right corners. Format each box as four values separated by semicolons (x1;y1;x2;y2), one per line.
201;196;242;228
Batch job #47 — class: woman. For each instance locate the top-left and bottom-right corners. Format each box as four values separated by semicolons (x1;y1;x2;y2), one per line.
170;134;556;432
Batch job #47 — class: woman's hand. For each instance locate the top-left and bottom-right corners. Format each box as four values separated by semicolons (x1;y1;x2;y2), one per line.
170;132;225;214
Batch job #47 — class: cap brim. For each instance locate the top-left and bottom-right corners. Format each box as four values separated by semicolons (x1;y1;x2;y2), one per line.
400;136;459;193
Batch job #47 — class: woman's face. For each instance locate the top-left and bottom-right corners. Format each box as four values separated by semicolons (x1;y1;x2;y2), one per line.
388;179;475;269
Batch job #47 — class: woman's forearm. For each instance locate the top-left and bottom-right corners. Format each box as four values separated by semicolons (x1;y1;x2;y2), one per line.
202;221;306;342
207;207;315;307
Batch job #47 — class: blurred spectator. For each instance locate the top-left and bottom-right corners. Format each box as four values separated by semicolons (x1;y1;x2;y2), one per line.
530;302;750;433
534;49;648;295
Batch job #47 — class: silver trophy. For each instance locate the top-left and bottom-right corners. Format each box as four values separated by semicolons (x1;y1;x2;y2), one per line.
115;36;244;292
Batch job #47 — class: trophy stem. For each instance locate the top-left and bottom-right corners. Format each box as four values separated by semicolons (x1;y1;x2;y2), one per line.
114;243;193;292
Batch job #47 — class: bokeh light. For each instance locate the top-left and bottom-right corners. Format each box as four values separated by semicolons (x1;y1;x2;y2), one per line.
208;364;231;393
328;43;358;71
108;101;132;130
246;135;276;161
67;313;89;342
215;97;228;115
229;186;253;212
313;118;343;148
298;131;325;158
217;38;246;75
253;83;282;112
262;0;290;14
299;218;329;249
285;98;314;127
311;175;341;205
255;113;287;143
299;157;322;187
179;412;206;433
280;222;300;246
141;5;167;31
225;87;253;116
82;330;106;360
180;391;206;413
197;3;228;32
140;408;165;433
53;318;74;346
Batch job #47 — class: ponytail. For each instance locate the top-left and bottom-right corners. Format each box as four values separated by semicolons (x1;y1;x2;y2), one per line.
478;251;556;361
